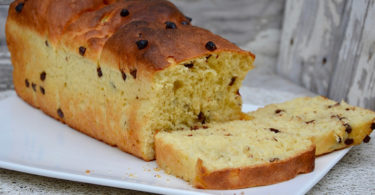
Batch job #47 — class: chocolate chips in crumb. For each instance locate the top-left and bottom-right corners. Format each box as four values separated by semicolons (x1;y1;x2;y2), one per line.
363;135;371;143
40;71;46;81
97;67;103;78
130;69;137;79
45;40;49;47
136;40;148;50
229;77;237;86
15;2;24;13
25;79;29;88
198;112;206;124
39;86;45;95
184;63;194;68
275;109;284;114
121;71;127;81
165;21;177;29
31;83;36;92
205;41;217;51
344;124;352;134
371;122;375;130
79;46;86;56
269;128;280;133
305;120;315;124
57;108;64;118
328;102;340;108
120;9;129;17
337;136;342;143
345;138;354;145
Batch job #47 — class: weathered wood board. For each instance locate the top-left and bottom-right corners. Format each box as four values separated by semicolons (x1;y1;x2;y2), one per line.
278;0;375;109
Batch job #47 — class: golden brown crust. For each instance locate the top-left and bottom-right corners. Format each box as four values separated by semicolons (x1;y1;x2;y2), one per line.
8;0;254;77
194;146;316;189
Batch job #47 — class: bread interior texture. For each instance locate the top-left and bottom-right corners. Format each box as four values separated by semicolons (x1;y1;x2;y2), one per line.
145;52;254;157
155;121;313;183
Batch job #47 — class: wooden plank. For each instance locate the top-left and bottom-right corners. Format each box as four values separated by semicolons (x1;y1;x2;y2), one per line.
278;0;375;109
346;0;375;108
277;0;346;96
328;0;370;103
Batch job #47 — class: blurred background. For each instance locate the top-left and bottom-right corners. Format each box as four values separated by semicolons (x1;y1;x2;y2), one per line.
0;0;374;194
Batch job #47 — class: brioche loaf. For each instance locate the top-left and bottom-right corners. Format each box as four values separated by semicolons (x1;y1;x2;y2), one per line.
248;96;375;155
155;121;315;189
6;0;254;160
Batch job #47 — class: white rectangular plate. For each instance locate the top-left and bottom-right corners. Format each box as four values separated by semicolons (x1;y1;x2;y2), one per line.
0;96;350;195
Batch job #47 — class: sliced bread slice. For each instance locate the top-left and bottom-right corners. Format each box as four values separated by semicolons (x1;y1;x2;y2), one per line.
155;121;315;189
248;96;375;155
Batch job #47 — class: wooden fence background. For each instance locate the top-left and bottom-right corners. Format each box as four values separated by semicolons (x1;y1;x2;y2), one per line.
1;0;375;109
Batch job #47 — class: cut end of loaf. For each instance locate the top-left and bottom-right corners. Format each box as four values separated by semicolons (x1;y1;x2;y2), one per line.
142;51;254;159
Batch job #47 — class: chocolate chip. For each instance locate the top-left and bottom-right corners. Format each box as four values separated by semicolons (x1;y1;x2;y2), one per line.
198;112;206;124
57;108;64;118
40;71;46;81
275;109;284;114
79;46;86;56
39;86;45;95
31;83;36;92
363;135;371;143
269;158;279;162
15;2;24;13
121;71;127;81
305;120;315;124
344;124;352;134
337;136;342;143
331;114;346;120
187;134;192;137
45;40;49;47
165;21;177;29
345;138;354;145
120;9;129;17
371;122;375;130
97;67;103;77
205;54;212;61
224;133;232;136
136;40;148;50
190;126;199;130
229;77;237;86
184;63;194;68
205;41;217;51
130;69;137;79
185;16;192;22
328;102;340;108
202;125;208;129
345;108;350;111
25;79;29;87
236;90;240;96
270;128;280;133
